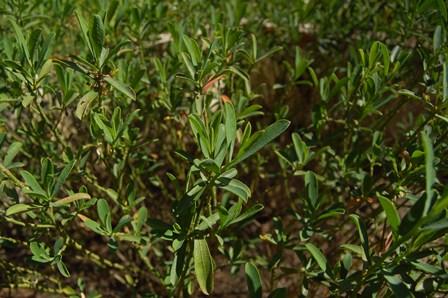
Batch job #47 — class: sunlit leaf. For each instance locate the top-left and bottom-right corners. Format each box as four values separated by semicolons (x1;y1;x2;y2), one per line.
194;239;214;295
378;195;400;238
76;91;98;120
104;76;136;101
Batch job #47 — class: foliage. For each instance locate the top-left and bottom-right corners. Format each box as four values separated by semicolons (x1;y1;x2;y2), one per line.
1;0;448;297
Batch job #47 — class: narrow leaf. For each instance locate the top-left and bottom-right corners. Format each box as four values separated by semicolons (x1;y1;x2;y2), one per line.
305;171;318;210
181;52;196;79
229;204;264;225
75;12;94;57
305;243;333;277
37;33;55;69
218;178;251;203
21;171;45;195
422;218;448;230
384;274;413;298
104;76;136;101
245;262;262;298
194;239;214;295
422;129;435;216
225;102;236;161
57;261;70;277
51;160;75;199
89;14;105;60
349;214;370;263
53;193;91;205
6;203;40;216
10;19;31;66
292;133;306;164
182;35;201;66
4;142;22;167
84;219;105;234
76;91;98;119
231;120;290;167
377;195;400;237
380;43;390;75
97;198;110;226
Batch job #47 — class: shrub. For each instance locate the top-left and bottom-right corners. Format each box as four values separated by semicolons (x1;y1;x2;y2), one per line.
1;1;447;297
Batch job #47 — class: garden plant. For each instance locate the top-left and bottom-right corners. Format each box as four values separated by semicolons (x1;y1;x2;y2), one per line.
1;0;448;297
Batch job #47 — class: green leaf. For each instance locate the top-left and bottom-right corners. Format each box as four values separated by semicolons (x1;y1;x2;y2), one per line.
170;242;186;286
53;238;63;255
55;59;89;75
305;243;333;277
384;274;413;298
429;186;448;217
0;60;32;80
10;19;31;67
399;194;426;236
37;59;53;84
182;35;201;66
229;204;263;225
37;33;55;70
217;168;238;180
422;129;435;216
6;203;40;216
379;43;390;75
89;14;105;60
4;142;22;167
29;242;51;263
349;214;370;263
21;171;46;196
369;41;379;69
231;120;290;167
305;171;318;210
51;160;75;199
76;91;98;119
245;262;262;298
433;25;443;54
411;261;442;274
57;261;71;277
217;178;251;203
22;94;34;107
153;57;166;82
197;213;220;231
53;193;91;205
103;76;136;101
188;113;211;157
93;113;114;143
99;47;109;68
225;102;236;161
113;215;133;232
422;217;448;230
315;207;345;221
256;46;283;63
97;198;110;227
437;0;447;22
194;239;214;295
84;219;106;235
377;195;400;238
75;12;94;58
292;133;307;164
133;206;148;233
181;52;196;79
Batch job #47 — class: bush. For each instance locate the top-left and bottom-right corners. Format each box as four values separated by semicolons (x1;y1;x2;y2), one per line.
1;1;448;297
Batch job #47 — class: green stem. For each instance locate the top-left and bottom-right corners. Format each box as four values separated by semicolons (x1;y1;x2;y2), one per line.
35;101;66;146
0;162;28;189
70;239;125;270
